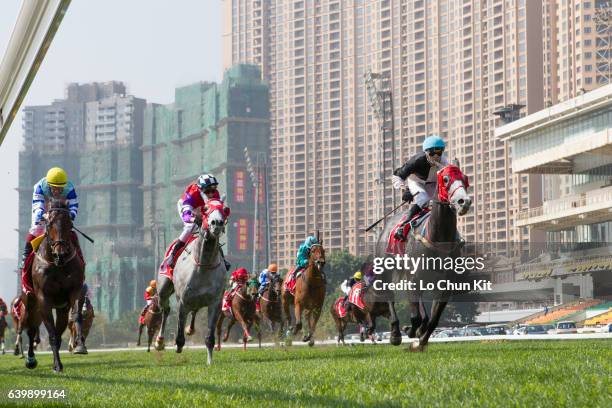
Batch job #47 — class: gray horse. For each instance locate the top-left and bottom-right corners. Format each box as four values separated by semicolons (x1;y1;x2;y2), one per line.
154;204;227;365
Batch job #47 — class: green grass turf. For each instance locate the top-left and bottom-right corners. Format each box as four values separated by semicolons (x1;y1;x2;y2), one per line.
0;340;610;407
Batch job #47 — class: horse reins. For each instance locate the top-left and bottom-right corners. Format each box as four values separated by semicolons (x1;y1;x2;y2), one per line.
40;207;78;267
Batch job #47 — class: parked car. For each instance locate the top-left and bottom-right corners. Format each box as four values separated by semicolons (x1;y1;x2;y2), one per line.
518;325;548;335
554;321;577;334
485;324;510;335
434;329;461;338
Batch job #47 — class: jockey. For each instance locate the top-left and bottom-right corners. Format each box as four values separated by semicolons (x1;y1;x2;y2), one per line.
341;271;363;306
167;173;231;269
140;280;157;320
391;135;449;241
0;297;7;318
258;263;278;296
20;167;81;294
295;235;319;274
223;267;249;306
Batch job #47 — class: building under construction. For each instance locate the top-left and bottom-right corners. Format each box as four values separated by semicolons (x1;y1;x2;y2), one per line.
17;65;270;320
142;64;270;280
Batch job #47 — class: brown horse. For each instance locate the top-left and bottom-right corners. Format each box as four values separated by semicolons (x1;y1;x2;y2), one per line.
24;198;85;371
68;296;94;354
282;244;326;346
137;295;162;352
11;295;40;358
259;273;283;342
216;278;260;351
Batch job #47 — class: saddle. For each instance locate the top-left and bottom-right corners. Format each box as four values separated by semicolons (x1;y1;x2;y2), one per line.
334;297;347;318
222;285;242;317
158;235;198;281
348;281;367;311
283;266;301;296
386;209;431;255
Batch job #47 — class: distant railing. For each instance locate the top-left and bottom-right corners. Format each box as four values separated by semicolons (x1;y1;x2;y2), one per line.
518;185;612;221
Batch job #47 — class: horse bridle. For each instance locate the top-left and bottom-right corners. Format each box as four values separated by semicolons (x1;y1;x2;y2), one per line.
261;276;281;303
42;207;77;267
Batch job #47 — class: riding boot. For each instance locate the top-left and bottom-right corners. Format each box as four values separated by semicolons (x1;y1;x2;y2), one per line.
394;204;422;241
219;246;231;271
167;241;186;268
20;242;33;294
20;242;33;270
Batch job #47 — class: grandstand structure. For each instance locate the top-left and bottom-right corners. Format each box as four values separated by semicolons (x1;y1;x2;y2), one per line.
494;83;612;308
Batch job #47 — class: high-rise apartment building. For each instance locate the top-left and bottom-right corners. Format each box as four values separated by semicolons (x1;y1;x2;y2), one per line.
543;0;610;105
224;0;544;266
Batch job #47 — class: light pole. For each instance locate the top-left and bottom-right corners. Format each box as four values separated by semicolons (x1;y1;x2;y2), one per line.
244;147;267;274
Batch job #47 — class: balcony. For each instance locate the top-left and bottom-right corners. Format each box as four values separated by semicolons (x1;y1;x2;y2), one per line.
517;185;612;230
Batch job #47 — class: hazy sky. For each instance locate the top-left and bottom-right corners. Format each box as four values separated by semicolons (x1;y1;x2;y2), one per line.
0;1;222;298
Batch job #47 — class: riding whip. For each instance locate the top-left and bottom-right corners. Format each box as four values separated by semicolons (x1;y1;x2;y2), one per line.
73;226;94;243
363;192;420;232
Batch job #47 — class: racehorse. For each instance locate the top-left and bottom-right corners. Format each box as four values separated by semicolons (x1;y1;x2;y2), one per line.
377;163;471;351
0;300;7;355
155;200;227;365
259;273;283;342
137;294;162;352
281;243;326;346
216;278;260;351
330;285;393;345
68;295;94;354
24;198;86;371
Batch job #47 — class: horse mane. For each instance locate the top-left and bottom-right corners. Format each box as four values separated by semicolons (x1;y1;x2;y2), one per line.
49;198;69;210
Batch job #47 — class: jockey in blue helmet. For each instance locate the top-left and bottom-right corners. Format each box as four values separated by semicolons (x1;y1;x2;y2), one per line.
391;135;449;241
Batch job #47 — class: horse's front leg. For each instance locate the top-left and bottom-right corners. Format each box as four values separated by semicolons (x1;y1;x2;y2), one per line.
186;311;197;336
73;298;87;354
206;300;222;365
215;313;224;351
137;324;144;346
39;304;64;372
305;307;321;346
411;299;447;352
292;301;303;336
14;326;23;357
155;277;173;351
25;324;37;369
175;301;187;353
387;301;402;346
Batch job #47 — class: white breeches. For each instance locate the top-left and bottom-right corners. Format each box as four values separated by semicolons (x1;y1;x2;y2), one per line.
406;179;437;208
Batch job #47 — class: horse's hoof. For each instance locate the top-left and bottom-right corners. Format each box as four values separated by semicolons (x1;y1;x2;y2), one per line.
176;345;183;354
25;356;37;369
308;339;315;347
154;338;165;351
53;364;63;373
408;341;425;352
74;345;88;355
13;349;19;356
390;335;402;346
302;335;310;342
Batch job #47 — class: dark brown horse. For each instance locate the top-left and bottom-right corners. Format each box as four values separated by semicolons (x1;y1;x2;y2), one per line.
11;295;40;358
24;198;85;371
378;164;471;352
347;283;394;342
68;295;94;354
216;278;260;351
282;244;326;346
137;295;162;352
259;273;283;342
0;299;7;355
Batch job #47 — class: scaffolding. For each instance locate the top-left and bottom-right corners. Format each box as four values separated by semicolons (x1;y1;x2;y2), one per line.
141;64;270;274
